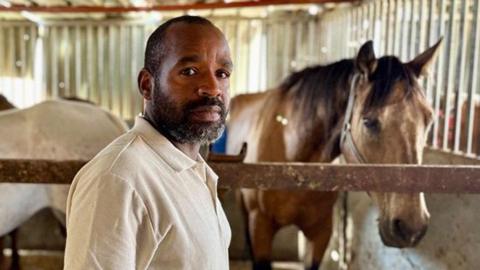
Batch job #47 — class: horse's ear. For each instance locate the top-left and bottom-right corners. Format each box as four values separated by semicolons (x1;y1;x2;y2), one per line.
408;38;443;77
356;40;377;77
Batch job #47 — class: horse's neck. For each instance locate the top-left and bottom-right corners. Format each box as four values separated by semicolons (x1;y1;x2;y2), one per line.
287;116;344;163
227;91;272;161
287;86;350;163
249;69;353;162
249;90;291;162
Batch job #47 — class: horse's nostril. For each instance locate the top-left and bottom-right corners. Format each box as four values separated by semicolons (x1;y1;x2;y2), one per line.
393;219;410;242
392;219;427;246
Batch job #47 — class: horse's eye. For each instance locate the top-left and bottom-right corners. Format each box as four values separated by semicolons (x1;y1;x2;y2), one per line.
363;117;380;133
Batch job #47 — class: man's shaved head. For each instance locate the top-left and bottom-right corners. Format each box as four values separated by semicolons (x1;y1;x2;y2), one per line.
144;15;216;76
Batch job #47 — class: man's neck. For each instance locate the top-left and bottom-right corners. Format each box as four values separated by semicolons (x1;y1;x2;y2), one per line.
172;142;201;161
142;114;200;160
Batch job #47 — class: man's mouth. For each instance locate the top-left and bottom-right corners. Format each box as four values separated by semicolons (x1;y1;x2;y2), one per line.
189;105;222;122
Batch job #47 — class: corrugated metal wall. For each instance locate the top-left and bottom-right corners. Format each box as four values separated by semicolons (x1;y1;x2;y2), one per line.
0;21;40;108
1;20;169;118
41;22;151;118
0;13;316;120
2;0;479;156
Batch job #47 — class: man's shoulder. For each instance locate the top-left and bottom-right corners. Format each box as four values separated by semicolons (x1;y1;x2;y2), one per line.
73;130;173;188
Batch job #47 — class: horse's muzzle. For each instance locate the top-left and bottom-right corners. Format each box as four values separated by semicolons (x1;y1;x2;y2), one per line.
379;219;428;248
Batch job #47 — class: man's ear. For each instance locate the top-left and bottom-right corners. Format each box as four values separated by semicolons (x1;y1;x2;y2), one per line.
138;68;154;100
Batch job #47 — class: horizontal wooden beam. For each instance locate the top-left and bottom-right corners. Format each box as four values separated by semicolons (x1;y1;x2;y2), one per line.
0;0;352;13
1;159;480;193
0;159;83;184
211;163;480;193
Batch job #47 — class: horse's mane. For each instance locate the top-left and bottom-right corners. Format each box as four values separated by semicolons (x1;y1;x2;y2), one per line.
279;60;354;161
279;56;419;122
279;59;354;128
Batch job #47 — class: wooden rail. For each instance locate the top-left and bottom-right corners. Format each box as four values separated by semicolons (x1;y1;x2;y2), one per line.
2;158;480;193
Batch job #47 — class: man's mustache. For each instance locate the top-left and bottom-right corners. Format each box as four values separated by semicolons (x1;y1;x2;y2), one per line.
185;97;227;116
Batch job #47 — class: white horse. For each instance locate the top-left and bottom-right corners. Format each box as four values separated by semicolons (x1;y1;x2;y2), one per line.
0;99;128;253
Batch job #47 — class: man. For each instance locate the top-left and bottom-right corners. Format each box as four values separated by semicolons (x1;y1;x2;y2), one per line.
64;16;233;269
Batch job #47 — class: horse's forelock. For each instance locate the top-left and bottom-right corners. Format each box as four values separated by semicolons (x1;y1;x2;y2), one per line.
363;56;419;112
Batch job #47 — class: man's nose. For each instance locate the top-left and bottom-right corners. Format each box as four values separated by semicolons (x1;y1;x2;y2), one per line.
198;72;221;97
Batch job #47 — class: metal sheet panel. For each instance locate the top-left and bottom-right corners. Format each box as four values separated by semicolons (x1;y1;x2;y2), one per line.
433;0;447;148
453;0;470;152
442;0;458;150
466;0;480;154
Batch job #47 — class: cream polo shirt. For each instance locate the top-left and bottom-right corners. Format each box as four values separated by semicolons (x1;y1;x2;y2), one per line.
64;117;231;270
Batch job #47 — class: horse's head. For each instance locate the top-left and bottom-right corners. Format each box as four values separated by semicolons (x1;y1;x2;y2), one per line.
342;39;442;248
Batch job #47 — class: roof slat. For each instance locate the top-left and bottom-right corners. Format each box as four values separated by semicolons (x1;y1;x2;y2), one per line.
0;0;353;12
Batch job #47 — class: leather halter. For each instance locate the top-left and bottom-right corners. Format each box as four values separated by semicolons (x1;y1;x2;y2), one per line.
340;74;367;163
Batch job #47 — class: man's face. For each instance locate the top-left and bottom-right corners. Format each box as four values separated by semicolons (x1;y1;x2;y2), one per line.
148;23;232;144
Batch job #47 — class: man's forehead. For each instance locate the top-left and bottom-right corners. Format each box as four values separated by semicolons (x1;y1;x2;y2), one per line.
177;54;233;70
162;23;231;63
165;22;225;46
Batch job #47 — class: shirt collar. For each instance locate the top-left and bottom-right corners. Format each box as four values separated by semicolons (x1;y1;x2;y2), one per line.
196;153;219;185
132;116;196;172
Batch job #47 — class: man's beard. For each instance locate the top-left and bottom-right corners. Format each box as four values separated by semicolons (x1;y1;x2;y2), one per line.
149;89;227;145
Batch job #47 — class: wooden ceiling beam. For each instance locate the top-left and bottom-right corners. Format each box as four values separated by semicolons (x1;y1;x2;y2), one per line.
0;0;354;13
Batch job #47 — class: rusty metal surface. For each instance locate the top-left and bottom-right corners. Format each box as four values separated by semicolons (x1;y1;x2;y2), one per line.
211;162;480;193
207;142;247;163
0;159;86;184
2;159;480;193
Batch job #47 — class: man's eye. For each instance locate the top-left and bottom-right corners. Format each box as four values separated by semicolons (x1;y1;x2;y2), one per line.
180;68;197;76
216;70;230;79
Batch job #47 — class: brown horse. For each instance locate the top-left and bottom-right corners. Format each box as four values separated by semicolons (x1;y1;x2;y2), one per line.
227;40;442;270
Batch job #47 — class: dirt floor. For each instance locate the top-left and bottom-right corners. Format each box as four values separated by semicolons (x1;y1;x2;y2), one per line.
0;250;303;270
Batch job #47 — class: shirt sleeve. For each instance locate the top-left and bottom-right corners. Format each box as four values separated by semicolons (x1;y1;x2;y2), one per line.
64;173;158;270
